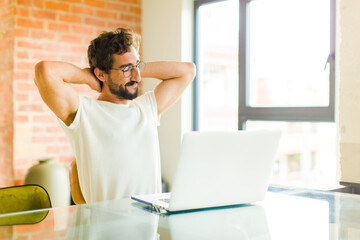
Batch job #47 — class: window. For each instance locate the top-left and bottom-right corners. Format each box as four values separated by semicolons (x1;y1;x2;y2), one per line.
194;0;239;131
194;0;336;189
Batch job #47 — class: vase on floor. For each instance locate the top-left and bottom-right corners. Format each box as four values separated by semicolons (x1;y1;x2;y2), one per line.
25;158;70;208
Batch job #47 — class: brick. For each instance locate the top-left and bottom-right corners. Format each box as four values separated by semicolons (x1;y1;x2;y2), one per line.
59;14;82;23
15;7;30;17
44;43;72;52
14;72;30;80
17;40;43;50
31;31;55;40
14;179;24;186
32;136;56;143
0;62;13;71
14;28;30;38
71;25;94;35
0;41;10;50
108;22;128;29
31;93;44;102
83;36;94;45
45;2;70;12
16;51;29;59
14;115;29;122
70;45;88;54
0;51;12;59
14;144;43;157
0;93;12;102
0;166;12;176
15;168;27;179
45;126;62;133
0;71;12;82
16;93;29;101
84;0;105;8
15;81;37;91
32;115;56;123
18;104;42;112
15;61;37;71
120;14;140;23
0;17;14;29
62;0;82;3
17;18;43;29
129;6;141;15
71;6;94;15
0;179;14;188
59;55;82;63
121;0;138;3
48;22;69;32
33;126;44;133
32;52;57;60
17;0;44;8
0;126;12;135
59;34;82;43
59;156;75;163
106;3;127;11
0;6;14;18
0;114;12;122
84;17;105;27
15;125;32;136
32;9;57;20
95;10;117;19
2;29;14;39
0;156;12;165
46;145;70;154
15;158;34;167
0;134;13;146
59;136;68;142
0;83;12;92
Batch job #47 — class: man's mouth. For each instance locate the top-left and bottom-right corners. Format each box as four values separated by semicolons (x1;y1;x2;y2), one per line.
125;81;138;87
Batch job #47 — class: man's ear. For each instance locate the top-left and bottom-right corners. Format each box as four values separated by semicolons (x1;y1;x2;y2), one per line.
94;68;106;83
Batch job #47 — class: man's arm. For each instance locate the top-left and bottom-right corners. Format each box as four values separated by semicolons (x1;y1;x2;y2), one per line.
34;61;101;126
69;160;86;205
141;61;196;116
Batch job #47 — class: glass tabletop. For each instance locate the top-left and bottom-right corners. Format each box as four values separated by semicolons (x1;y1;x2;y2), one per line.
0;188;360;240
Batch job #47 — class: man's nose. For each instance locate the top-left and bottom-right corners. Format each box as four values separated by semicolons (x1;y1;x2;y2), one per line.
130;67;141;82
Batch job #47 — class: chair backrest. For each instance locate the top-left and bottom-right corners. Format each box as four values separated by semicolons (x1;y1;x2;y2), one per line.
0;184;51;225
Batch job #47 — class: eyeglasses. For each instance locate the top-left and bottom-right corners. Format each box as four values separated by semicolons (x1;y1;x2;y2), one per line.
111;61;146;78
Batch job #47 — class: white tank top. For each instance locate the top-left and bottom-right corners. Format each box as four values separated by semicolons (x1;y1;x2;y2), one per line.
58;91;162;203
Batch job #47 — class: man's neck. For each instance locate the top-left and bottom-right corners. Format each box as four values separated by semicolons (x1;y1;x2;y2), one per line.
97;92;129;104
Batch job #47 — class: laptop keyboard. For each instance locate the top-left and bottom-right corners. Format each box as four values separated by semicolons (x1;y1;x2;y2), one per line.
159;198;170;203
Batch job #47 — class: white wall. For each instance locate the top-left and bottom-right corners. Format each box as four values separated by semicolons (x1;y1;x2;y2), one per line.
337;0;360;183
142;0;194;189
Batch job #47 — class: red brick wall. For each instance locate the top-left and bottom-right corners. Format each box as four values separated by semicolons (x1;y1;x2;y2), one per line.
0;0;142;187
0;0;15;187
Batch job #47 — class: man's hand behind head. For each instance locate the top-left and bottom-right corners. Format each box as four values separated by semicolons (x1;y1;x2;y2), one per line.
82;67;102;93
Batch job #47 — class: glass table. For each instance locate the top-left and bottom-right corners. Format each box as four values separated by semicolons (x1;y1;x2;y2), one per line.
0;187;359;239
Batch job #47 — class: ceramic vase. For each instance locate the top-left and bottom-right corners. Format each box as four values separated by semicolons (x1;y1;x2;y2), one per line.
25;159;70;208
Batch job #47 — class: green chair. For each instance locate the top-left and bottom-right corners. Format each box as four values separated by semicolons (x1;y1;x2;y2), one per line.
0;184;52;225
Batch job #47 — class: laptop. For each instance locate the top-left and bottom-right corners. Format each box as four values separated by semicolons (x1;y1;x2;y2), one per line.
131;130;281;212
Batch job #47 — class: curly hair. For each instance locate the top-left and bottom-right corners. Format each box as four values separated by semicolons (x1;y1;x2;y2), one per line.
87;28;140;87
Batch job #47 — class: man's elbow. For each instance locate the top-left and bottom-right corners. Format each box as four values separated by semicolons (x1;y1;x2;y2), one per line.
185;62;197;83
34;61;50;86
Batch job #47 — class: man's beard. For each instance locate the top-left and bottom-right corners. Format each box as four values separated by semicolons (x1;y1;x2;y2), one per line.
108;77;139;100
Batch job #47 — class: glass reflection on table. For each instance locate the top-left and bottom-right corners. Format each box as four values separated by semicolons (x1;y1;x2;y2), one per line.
1;188;360;239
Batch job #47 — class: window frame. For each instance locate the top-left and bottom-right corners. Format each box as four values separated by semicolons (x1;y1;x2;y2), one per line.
193;0;336;130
